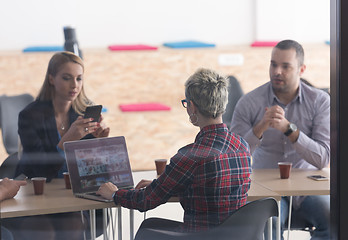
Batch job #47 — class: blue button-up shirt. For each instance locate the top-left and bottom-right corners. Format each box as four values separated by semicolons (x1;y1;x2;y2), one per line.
231;81;330;170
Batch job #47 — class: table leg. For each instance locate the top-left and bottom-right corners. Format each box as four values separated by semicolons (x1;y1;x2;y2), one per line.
287;196;293;240
118;206;122;240
81;211;87;240
103;208;108;240
267;217;272;240
90;209;96;240
130;209;134;240
277;200;281;240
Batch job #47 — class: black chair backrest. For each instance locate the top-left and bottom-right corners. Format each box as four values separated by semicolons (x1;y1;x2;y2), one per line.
301;78;330;95
0;94;34;154
0;152;19;178
222;76;243;129
205;197;278;240
135;198;278;240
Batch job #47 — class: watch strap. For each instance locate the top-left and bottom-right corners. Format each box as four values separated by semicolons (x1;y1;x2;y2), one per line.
112;191;117;199
284;128;293;136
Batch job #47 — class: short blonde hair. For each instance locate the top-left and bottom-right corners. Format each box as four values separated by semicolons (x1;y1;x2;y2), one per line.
37;51;92;115
185;68;228;118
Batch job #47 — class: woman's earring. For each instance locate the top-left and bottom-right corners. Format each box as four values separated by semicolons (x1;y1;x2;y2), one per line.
189;113;198;125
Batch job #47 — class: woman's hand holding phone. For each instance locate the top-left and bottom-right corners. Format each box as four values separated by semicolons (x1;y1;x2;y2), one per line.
62;116;98;139
57;105;109;150
92;114;110;138
58;117;98;150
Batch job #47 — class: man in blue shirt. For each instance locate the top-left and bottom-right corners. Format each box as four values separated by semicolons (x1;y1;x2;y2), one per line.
231;39;330;239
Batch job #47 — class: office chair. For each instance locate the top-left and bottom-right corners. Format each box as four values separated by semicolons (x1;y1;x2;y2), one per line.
134;197;279;240
222;76;244;129
0;94;34;154
301;78;330;95
0;152;20;179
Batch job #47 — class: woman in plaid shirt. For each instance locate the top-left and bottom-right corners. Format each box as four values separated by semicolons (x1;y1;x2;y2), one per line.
98;68;252;236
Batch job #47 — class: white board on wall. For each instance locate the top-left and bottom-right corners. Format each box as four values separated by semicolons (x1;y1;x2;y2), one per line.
254;0;330;43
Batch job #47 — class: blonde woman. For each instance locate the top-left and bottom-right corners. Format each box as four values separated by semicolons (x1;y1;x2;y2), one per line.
16;51;109;181
12;51;109;240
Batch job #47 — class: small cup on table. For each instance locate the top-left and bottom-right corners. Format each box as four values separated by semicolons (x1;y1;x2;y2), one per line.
31;177;47;195
155;159;168;176
63;172;72;189
278;162;292;179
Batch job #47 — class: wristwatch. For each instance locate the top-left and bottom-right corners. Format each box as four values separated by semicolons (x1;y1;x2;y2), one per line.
112;191;117;199
284;123;297;136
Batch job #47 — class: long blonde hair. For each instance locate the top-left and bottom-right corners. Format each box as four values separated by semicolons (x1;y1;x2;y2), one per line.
37;51;92;115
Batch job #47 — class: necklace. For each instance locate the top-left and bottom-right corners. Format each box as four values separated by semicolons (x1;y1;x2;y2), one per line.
55;110;67;132
58;118;66;131
55;112;68;131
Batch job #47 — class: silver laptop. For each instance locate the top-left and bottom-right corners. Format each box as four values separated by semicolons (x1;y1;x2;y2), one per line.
63;136;134;202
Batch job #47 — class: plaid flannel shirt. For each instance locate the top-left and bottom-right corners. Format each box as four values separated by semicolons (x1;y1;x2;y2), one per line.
114;123;252;232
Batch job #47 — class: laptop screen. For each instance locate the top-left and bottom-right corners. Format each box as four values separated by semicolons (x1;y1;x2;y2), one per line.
64;136;134;194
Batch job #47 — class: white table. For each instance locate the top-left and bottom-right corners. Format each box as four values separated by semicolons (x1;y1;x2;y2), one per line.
251;168;330;240
0;179;117;240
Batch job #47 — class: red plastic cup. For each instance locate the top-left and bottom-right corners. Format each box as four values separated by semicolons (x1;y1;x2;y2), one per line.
31;177;47;195
155;159;167;176
63;172;71;189
278;162;292;179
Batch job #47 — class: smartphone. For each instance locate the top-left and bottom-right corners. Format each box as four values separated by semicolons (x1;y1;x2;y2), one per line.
307;175;329;181
84;105;102;122
14;173;28;181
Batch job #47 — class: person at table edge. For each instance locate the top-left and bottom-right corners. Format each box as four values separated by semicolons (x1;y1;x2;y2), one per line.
230;39;330;239
13;51;110;240
0;178;27;240
97;68;252;235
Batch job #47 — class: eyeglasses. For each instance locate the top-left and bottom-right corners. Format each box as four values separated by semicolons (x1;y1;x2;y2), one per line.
181;99;188;108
